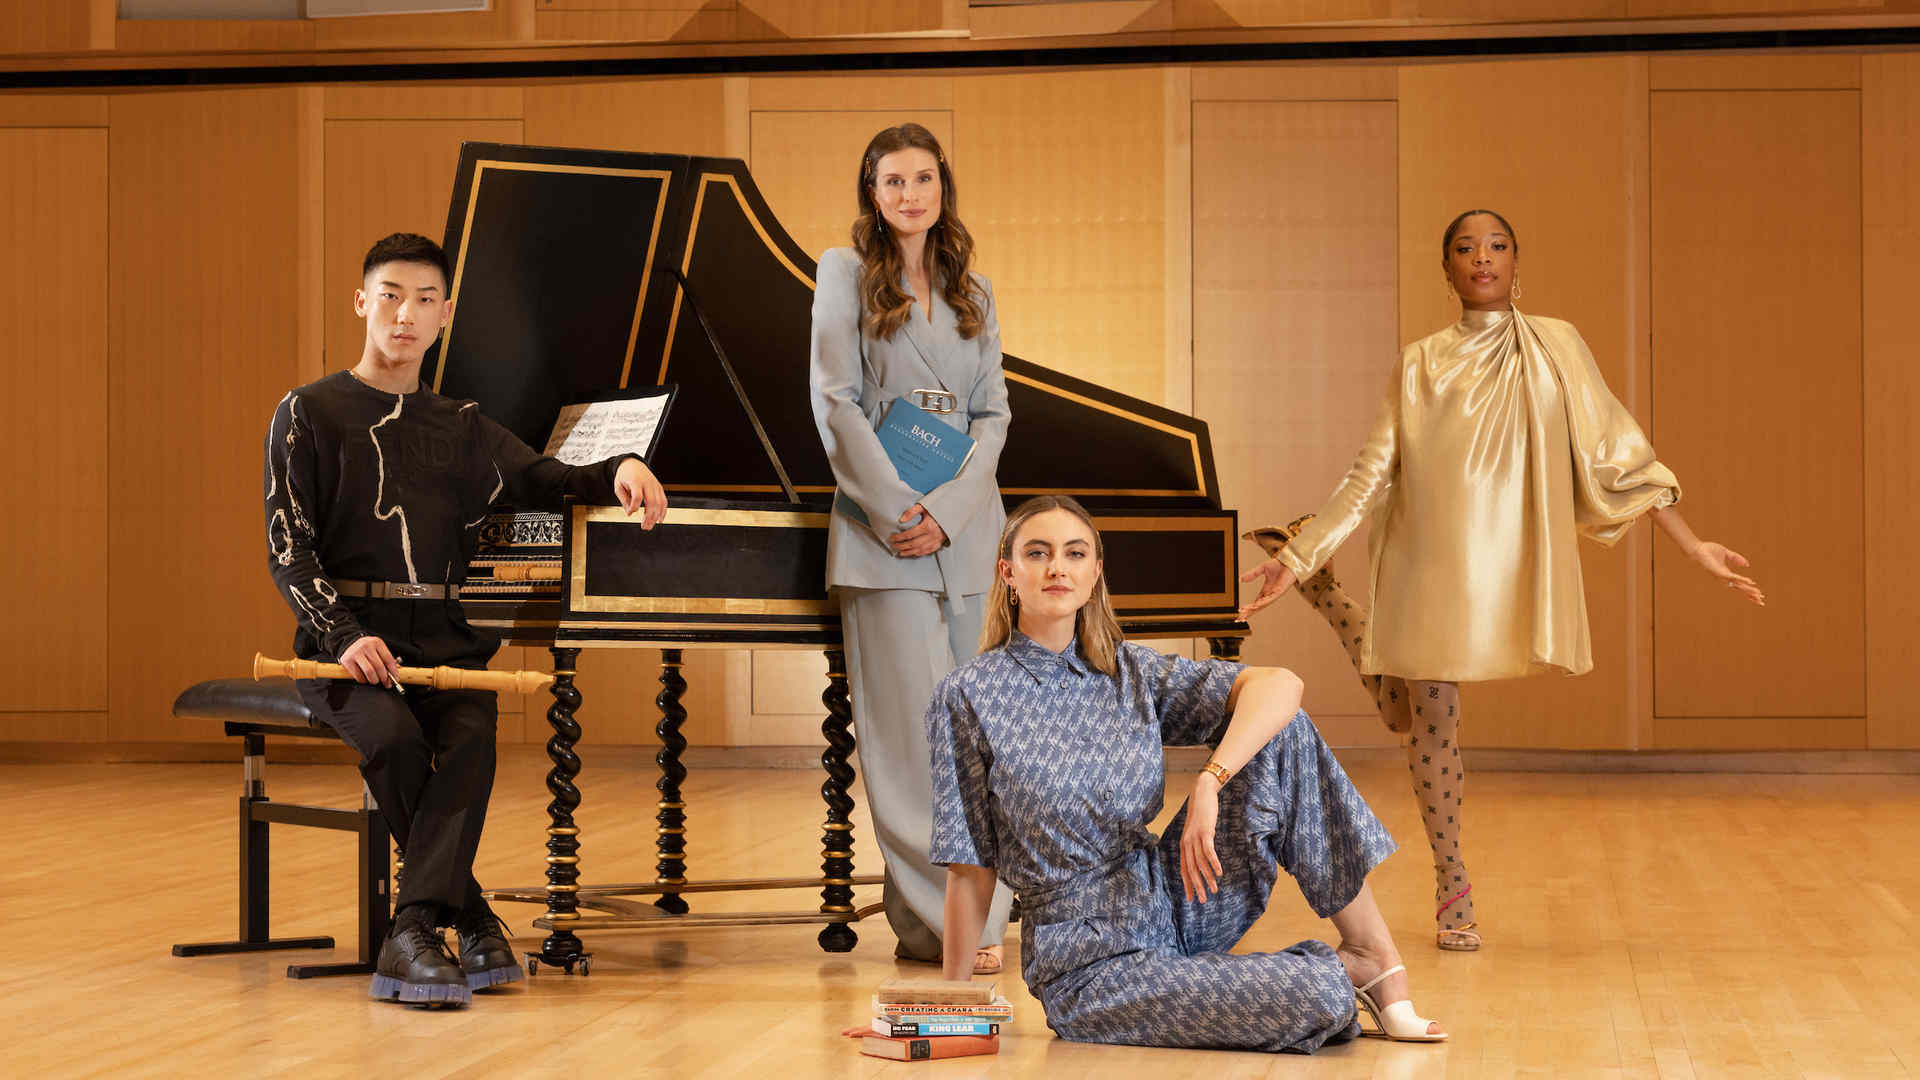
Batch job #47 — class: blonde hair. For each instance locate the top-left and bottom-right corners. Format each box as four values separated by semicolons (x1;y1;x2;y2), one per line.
978;495;1126;677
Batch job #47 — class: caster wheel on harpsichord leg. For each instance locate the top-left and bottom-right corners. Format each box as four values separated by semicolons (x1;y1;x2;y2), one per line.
525;951;593;977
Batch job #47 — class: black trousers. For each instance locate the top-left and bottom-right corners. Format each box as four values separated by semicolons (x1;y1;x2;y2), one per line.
298;678;498;914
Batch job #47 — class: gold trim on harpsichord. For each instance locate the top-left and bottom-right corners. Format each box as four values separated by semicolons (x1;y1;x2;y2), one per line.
664;483;836;495
559;622;839;644
569;504;836;616
436;159;675;394
1001;370;1209;498
1120;615;1248;628
658;171;818;388
580;505;831;531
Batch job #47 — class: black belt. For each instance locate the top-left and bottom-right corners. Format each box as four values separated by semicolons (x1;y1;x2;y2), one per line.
333;578;460;600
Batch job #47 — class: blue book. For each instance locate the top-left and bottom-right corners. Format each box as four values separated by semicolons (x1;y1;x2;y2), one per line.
834;399;975;527
870;1017;1001;1038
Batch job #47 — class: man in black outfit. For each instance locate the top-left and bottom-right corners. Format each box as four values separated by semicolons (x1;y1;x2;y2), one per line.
265;233;666;1007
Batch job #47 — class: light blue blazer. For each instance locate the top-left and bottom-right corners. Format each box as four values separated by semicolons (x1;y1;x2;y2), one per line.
808;247;1010;604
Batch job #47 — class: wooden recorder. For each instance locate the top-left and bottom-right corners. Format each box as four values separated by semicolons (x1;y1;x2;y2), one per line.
250;653;555;695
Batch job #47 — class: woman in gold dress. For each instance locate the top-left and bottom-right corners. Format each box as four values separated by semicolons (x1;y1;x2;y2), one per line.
1239;210;1765;951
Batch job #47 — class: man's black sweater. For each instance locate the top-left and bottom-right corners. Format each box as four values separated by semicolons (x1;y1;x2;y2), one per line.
266;370;627;666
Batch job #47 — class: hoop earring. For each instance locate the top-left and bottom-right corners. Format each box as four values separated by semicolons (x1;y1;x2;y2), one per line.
1511;282;1523;301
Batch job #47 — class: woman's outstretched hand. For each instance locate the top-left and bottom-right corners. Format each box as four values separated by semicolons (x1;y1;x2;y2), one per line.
1691;541;1765;606
1237;557;1298;620
1179;774;1224;903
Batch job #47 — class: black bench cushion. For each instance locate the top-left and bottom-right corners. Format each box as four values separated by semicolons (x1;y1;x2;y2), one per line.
173;677;322;731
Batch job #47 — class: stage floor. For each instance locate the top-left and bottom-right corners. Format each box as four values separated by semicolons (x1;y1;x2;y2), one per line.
7;747;1918;1078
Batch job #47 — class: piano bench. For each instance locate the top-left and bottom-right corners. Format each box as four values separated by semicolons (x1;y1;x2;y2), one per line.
168;677;394;980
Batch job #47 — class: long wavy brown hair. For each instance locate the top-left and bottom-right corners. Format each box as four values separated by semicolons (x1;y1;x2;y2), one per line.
851;123;986;342
979;495;1126;677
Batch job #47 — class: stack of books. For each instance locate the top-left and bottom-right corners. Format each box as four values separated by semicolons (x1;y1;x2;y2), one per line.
856;977;1012;1061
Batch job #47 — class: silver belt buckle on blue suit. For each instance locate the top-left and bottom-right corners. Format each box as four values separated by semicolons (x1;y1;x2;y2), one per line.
910;388;957;414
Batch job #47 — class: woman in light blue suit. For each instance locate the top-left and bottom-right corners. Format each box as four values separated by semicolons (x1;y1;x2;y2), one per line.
809;123;1015;972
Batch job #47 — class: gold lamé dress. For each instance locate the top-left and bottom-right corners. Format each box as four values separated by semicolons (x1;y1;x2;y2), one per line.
1274;308;1680;682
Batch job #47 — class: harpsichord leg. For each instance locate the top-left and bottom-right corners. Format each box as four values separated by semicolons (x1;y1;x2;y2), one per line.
1207;635;1244;663
529;646;591;976
653;649;690;915
817;649;858;953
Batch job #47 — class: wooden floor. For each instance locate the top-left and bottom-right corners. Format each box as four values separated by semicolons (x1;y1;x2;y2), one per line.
7;748;1920;1079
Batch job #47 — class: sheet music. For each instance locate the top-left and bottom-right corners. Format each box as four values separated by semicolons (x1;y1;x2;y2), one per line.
542;396;670;466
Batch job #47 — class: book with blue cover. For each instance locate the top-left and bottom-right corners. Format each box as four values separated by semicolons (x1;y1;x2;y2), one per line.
870;1017;1001;1038
834;399;975;527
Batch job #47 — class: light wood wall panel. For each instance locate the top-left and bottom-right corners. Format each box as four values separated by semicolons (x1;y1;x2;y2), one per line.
1416;0;1621;13
1399;57;1650;750
1863;54;1920;749
321;117;524;375
1628;0;1875;15
971;0;1172;38
954;68;1169;404
0;0;110;53
0;129;108;723
324;85;523;121
749;75;953;113
1176;0;1393;27
535;10;734;42
742;0;961;38
525;79;736;161
1649;53;1861;90
749;110;956;279
113;19;313;54
1192;63;1396;101
108;89;312;741
0;712;107;743
1193;100;1400;748
0;96;108;127
1649;89;1864;743
310;0;535;49
1178;0;1878;23
569;647;741;748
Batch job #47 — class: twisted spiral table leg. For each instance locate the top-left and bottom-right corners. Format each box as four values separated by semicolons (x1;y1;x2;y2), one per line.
654;649;689;915
817;649;858;952
532;646;590;974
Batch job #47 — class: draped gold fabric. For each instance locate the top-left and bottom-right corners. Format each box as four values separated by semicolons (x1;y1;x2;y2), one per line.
1274;309;1680;681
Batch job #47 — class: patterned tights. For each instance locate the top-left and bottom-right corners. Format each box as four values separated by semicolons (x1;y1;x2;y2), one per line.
1296;568;1475;931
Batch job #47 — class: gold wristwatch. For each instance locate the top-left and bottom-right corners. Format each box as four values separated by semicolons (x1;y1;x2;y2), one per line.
1201;759;1232;785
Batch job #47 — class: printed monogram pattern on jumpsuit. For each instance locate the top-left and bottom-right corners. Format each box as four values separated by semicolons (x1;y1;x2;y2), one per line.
926;633;1398;1053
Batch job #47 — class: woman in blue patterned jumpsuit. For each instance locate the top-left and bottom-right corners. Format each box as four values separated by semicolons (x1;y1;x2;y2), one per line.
928;495;1445;1052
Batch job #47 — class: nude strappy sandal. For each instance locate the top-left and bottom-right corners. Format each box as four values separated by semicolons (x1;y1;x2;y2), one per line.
1353;965;1446;1042
973;947;1003;975
1436;885;1481;951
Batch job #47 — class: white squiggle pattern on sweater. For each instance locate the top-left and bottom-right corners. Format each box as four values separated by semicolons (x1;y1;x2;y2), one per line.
368;395;420;584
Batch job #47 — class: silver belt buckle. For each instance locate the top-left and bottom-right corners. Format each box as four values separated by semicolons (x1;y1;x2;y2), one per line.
910;388;957;414
389;583;430;599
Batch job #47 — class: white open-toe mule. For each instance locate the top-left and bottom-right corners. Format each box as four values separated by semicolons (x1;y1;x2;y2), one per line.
1353;964;1446;1042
